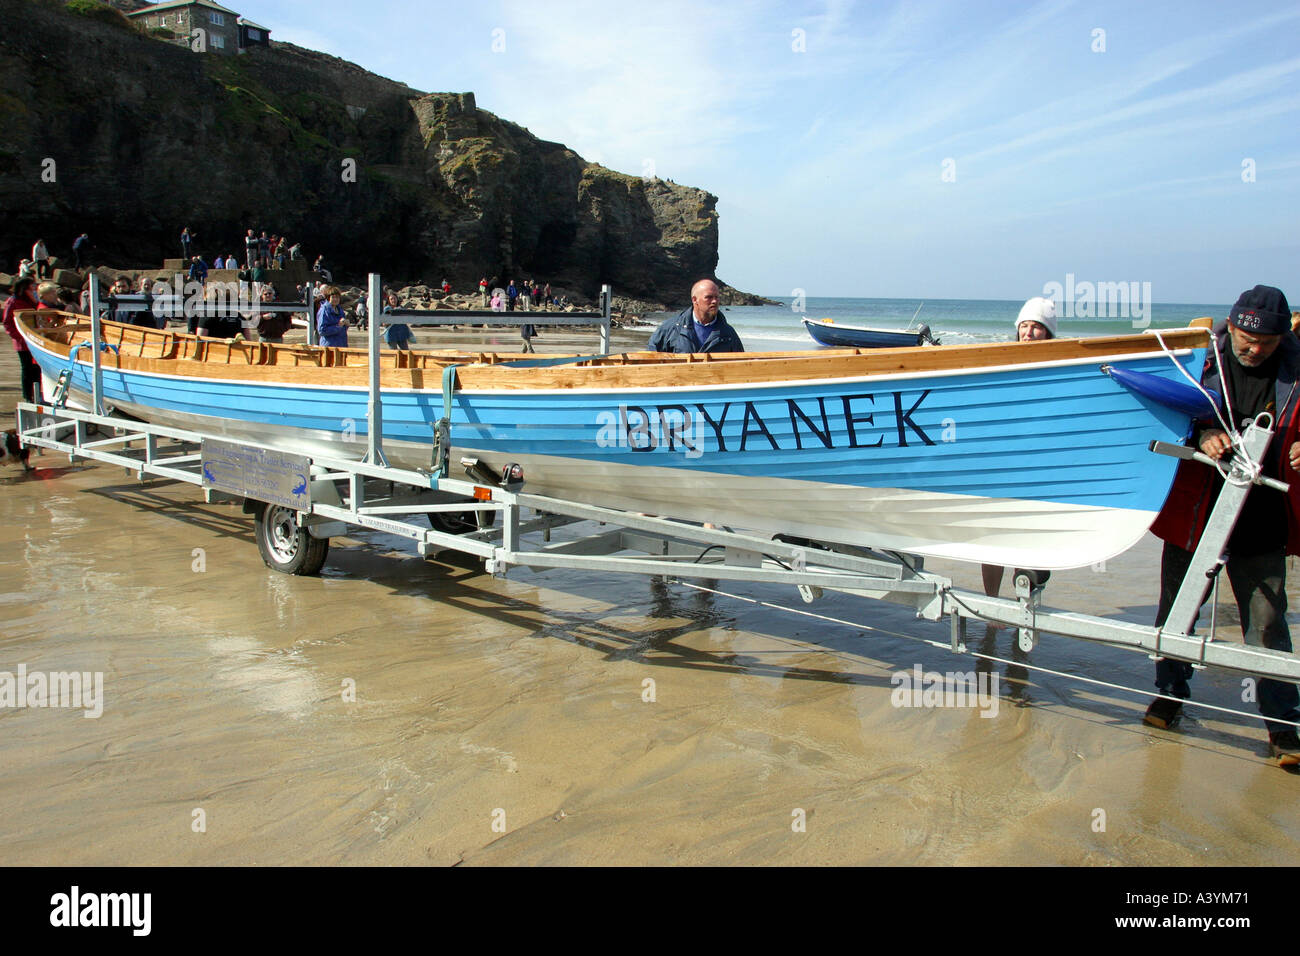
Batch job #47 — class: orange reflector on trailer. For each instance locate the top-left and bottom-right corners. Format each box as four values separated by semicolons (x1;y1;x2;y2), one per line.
472;486;493;501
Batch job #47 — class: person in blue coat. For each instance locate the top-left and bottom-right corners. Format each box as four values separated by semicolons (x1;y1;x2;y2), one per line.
316;286;348;347
648;279;743;353
381;291;412;350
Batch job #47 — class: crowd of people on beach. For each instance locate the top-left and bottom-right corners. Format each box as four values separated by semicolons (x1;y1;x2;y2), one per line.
14;229;318;282
180;226;305;276
477;276;562;312
15;227;322;288
5;226;365;344
8;230;582;353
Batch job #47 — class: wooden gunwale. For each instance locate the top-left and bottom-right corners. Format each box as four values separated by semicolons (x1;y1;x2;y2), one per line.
17;311;1210;392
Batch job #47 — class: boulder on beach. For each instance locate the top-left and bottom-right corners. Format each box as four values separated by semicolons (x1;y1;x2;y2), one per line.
54;268;82;289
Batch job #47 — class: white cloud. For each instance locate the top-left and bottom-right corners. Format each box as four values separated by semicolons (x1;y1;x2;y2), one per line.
470;0;803;179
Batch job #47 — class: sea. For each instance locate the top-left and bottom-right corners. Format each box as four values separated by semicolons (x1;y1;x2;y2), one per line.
638;297;1227;352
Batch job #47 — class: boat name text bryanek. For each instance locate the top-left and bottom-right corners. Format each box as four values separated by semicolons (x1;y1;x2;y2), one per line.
597;390;938;456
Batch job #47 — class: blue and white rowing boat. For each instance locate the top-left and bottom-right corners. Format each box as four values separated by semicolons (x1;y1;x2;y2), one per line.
803;316;939;348
17;312;1212;570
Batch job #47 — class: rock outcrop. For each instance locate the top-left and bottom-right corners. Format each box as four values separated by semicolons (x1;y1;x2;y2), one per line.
0;0;754;305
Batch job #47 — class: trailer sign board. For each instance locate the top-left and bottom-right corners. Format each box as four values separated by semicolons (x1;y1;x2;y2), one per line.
200;440;311;510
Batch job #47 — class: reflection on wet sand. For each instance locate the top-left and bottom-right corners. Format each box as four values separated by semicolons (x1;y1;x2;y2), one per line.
2;347;1300;865
975;624;1033;706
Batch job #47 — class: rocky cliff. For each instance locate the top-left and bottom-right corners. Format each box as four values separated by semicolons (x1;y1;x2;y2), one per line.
0;0;744;305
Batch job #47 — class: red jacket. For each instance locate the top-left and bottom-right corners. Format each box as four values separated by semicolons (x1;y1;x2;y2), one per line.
1151;325;1300;555
2;292;39;353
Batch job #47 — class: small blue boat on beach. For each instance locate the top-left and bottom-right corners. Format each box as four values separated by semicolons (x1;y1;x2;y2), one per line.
18;311;1213;571
803;316;939;349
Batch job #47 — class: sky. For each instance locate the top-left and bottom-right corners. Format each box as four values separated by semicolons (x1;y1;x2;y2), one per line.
252;0;1299;304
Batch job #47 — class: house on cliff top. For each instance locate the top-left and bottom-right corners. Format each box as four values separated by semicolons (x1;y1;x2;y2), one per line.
126;1;271;54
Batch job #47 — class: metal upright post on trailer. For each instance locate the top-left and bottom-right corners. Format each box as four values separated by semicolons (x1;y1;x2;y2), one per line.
600;284;611;356
87;273;104;415
1159;417;1281;641
173;272;186;329
364;272;387;466
305;286;317;346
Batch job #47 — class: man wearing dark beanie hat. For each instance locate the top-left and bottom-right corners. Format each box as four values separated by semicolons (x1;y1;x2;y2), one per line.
1146;285;1300;764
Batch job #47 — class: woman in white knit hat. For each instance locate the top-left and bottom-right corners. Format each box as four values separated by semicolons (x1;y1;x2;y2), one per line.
982;296;1060;600
1014;296;1057;341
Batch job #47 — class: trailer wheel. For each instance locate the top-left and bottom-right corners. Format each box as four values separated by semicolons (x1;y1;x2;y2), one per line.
426;508;496;535
255;503;329;575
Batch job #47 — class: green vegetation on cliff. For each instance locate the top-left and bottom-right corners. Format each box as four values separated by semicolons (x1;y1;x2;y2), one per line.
64;0;132;28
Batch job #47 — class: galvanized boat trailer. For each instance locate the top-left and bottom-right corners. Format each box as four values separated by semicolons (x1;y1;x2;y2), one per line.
15;396;1300;698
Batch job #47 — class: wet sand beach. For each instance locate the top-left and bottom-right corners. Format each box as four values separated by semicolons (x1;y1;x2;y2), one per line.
2;337;1299;867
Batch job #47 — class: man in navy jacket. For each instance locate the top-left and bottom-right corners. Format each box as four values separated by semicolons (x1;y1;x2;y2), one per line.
648;279;744;353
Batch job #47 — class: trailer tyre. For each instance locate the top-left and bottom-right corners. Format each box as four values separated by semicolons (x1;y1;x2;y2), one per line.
255;503;329;575
426;508;496;535
426;510;477;535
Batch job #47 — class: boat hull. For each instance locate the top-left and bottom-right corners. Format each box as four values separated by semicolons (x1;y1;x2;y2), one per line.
803;318;928;348
20;317;1208;570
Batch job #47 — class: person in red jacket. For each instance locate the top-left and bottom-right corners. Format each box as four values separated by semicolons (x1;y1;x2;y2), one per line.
1145;285;1300;765
2;277;42;403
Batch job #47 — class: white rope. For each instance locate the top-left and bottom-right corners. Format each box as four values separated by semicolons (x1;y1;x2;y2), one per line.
1152;327;1236;441
673;578;1299;731
1150;327;1274;487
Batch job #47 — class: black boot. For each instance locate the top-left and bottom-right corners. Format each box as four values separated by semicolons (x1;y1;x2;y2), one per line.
1143;696;1183;730
1268;729;1300;766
